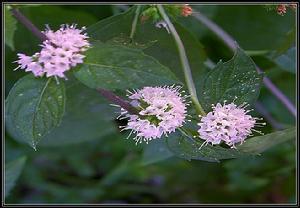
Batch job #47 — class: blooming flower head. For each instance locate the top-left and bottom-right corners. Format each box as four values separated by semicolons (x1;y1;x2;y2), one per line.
181;4;193;17
119;86;189;144
197;101;265;149
15;24;90;79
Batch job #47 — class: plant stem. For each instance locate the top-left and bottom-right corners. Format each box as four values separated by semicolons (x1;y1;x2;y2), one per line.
254;102;285;130
97;88;138;115
192;11;296;117
157;5;206;116
10;8;137;115
10;8;47;41
129;5;142;41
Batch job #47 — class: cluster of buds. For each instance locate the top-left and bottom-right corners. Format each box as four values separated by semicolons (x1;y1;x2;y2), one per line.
15;24;90;79
277;4;297;15
265;4;297;16
140;4;193;33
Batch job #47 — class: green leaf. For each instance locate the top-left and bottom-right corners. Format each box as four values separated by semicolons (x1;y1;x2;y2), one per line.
87;6;135;41
212;5;295;50
74;42;179;90
20;5;98;29
167;131;248;162
167;127;295;162
199;47;263;111
4;6;17;50
237;127;295;154
5;156;27;198
5;75;66;149
39;77;117;146
106;34;157;50
269;47;296;74
135;18;208;85
275;28;296;55
87;6;208;86
141;139;174;165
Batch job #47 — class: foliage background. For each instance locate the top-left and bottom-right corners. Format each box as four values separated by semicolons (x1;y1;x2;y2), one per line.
4;4;296;204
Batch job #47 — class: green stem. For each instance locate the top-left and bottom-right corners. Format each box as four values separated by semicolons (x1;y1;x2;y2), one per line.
157;5;206;116
129;5;142;41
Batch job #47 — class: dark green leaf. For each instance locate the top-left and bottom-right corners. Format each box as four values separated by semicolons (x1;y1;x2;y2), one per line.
5;75;66;149
141;139;174;165
269;47;296;74
39;77;117;146
87;6;208;86
275;28;296;55
74;42;179;90
168;127;295;162
135;19;208;85
212;5;295;50
87;7;135;42
167;131;248;162
106;34;157;50
4;6;17;50
20;5;98;29
5;156;27;198
199;47;263;111
237;127;295;154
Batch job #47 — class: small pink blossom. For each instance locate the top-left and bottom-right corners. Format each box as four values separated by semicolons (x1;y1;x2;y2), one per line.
119;86;189;144
16;53;33;69
277;4;287;15
181;4;193;17
15;53;44;77
197;102;265;148
15;24;90;79
26;62;44;77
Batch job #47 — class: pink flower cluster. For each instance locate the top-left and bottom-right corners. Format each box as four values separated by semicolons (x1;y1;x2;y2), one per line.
15;24;90;79
181;4;193;17
276;4;297;16
197;102;265;148
119;86;188;144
